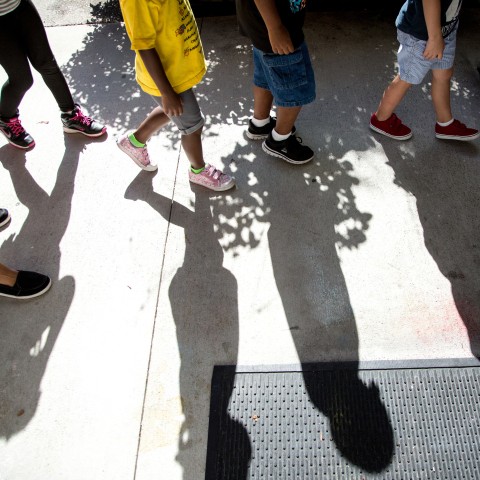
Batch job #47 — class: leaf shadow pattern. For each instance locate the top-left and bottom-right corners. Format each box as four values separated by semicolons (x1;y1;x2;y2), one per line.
0;135;104;439
195;13;395;474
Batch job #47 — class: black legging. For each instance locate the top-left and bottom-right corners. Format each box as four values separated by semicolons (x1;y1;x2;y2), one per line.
0;0;74;119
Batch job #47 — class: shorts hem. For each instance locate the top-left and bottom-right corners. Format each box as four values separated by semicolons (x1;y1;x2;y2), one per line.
179;117;205;136
275;95;316;108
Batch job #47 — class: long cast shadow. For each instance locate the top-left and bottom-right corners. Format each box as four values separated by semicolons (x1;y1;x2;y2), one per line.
0;135;99;438
379;136;480;358
124;173;251;479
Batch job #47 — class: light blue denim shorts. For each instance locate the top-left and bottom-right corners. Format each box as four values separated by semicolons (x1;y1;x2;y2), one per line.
152;88;204;135
397;26;457;85
253;41;316;108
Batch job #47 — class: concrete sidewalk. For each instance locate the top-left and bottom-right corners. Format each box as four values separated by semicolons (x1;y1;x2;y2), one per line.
1;9;480;480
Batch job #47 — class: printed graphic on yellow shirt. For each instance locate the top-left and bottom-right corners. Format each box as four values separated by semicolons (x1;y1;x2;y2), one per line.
175;0;203;59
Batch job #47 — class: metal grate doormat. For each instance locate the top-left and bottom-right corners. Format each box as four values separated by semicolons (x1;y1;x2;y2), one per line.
205;361;480;479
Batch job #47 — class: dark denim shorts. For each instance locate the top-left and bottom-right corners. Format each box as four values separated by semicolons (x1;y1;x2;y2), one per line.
253;41;316;108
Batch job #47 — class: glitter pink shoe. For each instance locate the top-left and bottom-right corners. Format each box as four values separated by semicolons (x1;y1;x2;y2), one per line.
117;133;157;171
188;164;235;191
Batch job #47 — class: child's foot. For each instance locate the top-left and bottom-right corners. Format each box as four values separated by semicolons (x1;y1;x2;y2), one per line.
0;115;35;149
0;208;11;228
247;116;296;140
61;104;106;137
369;113;412;140
0;270;51;299
435;119;479;141
117;134;157;171
188;164;235;191
262;132;313;164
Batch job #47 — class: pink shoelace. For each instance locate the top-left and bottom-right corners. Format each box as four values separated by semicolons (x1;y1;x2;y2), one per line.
5;117;26;136
70;108;93;127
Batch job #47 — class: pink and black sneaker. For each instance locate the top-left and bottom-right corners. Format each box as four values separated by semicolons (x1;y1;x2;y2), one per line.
0;114;35;149
435;119;479;141
369;113;412;140
61;104;106;137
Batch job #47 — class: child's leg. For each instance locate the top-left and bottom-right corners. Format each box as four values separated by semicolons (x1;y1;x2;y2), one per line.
375;74;412;121
133;106;170;144
253;86;274;120
18;0;75;112
431;68;453;123
276;106;302;135
181;128;204;170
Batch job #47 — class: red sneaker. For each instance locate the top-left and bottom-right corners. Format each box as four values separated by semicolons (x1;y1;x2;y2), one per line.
369;113;412;140
435;119;479;141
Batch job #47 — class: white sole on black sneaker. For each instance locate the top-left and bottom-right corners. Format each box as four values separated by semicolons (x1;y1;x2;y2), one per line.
262;142;313;165
369;123;413;141
246;130;268;140
0;212;11;228
0;278;52;300
63;126;107;137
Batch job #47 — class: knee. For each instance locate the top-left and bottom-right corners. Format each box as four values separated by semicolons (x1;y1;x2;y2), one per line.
9;71;34;93
33;58;61;77
433;68;453;83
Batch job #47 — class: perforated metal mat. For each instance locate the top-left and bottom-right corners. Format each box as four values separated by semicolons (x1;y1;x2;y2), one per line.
205;361;480;479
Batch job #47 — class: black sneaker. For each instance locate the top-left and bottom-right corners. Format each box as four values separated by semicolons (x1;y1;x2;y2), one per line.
0;270;51;299
61;104;106;137
0;208;11;228
0;115;35;149
262;132;314;164
247;116;296;140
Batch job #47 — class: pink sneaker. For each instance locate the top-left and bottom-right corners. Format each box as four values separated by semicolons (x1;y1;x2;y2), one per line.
435;119;479;141
370;113;412;140
188;164;235;192
117;134;157;171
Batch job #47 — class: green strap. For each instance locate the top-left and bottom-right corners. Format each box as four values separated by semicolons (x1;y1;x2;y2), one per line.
190;166;205;174
128;133;145;148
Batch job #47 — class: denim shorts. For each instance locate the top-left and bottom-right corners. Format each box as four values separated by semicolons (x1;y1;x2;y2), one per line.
152;88;204;135
253;41;316;108
397;27;457;85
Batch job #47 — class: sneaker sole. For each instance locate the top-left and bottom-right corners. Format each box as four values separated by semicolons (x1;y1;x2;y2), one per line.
63;126;107;137
0;213;11;228
0;278;52;300
262;142;313;165
189;177;236;192
435;132;480;141
117;140;158;172
246;130;269;140
369;123;412;141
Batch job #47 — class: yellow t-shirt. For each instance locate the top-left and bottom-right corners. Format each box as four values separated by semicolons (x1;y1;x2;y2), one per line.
119;0;206;96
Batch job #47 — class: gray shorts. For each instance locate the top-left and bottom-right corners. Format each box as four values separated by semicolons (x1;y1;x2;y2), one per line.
152;88;204;135
397;27;457;85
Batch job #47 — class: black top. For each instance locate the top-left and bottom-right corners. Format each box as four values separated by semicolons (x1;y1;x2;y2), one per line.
235;0;307;53
396;0;462;40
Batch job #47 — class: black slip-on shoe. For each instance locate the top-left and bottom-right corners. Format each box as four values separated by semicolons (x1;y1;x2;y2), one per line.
0;270;52;299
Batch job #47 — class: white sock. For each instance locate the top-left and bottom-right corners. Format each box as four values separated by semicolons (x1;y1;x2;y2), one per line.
437;118;454;127
272;128;291;142
251;116;270;127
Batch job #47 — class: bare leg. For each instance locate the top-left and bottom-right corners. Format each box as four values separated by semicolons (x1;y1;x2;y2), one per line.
0;262;18;287
431;68;453;123
276;106;302;135
133;106;171;144
375;75;412;121
253;86;273;120
181;127;204;170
